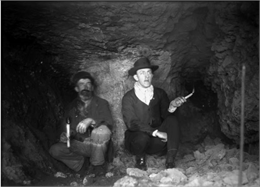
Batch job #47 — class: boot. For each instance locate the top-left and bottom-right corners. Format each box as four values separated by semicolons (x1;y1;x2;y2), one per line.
87;162;107;177
166;149;178;169
77;157;90;177
135;155;147;171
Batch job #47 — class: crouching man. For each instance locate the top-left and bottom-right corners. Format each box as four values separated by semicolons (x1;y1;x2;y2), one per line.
49;71;114;177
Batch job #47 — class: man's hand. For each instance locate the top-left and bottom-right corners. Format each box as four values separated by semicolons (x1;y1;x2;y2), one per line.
170;96;186;107
168;96;186;113
155;131;167;142
60;132;67;143
76;118;96;134
60;130;76;143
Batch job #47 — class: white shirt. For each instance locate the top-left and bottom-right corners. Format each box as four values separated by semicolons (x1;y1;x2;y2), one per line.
134;82;154;106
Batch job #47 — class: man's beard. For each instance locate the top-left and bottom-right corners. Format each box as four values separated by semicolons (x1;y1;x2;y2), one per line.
79;89;93;101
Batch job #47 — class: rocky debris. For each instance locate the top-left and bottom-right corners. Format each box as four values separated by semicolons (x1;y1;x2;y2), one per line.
82;175;95;186
54;172;67;178
114;176;139;187
106;172;114;178
223;170;248;185
127;168;148;178
69;181;78;186
113;138;259;187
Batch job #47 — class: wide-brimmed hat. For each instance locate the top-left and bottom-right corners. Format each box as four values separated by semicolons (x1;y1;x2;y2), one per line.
71;71;95;86
128;57;159;76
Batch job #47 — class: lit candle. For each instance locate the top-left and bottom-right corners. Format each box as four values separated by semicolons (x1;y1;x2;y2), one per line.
66;124;70;148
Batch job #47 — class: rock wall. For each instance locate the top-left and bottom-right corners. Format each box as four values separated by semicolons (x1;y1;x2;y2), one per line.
3;1;258;147
206;2;259;144
1;2;259;184
1;39;74;184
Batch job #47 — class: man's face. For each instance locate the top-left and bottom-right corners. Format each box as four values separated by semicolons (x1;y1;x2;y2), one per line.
134;68;153;88
75;78;94;101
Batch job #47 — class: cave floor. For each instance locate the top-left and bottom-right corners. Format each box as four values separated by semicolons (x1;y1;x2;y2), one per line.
34;173;123;186
31;139;259;187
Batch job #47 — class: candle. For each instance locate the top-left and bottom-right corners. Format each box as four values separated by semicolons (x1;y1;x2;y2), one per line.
66;124;70;148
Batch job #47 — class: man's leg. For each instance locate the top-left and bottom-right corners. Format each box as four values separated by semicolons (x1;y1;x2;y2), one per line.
125;131;153;170
77;125;111;176
158;115;180;168
88;125;111;166
125;131;150;156
49;142;85;172
145;136;167;155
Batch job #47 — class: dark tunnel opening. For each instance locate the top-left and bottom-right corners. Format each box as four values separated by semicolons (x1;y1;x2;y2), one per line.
184;79;218;114
178;72;234;147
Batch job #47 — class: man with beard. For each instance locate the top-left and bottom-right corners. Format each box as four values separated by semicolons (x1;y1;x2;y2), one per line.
122;57;186;170
49;71;114;177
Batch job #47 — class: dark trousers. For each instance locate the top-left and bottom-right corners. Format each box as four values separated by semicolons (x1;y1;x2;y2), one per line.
124;115;180;156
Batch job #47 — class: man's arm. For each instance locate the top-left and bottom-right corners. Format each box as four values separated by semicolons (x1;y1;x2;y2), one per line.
160;89;172;119
92;99;114;131
152;89;171;141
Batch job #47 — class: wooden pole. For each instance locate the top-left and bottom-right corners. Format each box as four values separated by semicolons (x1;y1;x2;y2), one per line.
238;64;246;187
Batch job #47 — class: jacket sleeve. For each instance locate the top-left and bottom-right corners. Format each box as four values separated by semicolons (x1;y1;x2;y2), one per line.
122;93;155;135
94;100;114;131
160;89;171;120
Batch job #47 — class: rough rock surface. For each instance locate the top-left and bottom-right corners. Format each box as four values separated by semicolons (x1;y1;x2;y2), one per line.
206;2;259;144
2;0;258;147
1;1;259;185
112;137;259;187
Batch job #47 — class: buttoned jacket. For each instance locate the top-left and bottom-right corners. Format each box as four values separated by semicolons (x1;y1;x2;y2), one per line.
59;95;113;140
122;87;172;135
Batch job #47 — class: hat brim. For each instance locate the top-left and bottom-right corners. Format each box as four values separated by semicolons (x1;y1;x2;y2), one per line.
128;65;159;76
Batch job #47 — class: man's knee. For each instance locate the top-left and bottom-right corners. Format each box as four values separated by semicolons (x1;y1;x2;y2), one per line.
165;115;179;126
163;115;180;135
91;125;112;143
49;143;64;158
132;132;150;145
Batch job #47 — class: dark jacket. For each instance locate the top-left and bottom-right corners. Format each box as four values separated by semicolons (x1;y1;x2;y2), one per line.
122;87;172;135
59;95;114;141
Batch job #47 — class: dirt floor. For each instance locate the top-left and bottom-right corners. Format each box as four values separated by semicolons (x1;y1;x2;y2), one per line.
3;138;257;187
31;162;124;187
34;173;123;186
30;138;259;187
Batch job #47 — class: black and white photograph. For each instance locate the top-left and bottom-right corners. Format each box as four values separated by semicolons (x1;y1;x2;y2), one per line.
1;1;259;186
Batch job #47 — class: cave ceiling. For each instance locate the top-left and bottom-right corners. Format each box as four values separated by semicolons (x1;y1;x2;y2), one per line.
2;1;236;75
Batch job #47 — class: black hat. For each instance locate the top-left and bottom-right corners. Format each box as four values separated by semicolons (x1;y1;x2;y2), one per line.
128;57;159;76
71;71;95;86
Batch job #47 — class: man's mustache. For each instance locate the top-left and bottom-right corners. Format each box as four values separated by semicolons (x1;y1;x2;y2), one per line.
80;89;92;96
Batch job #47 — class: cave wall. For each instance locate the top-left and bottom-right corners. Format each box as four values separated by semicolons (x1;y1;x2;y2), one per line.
1;36;74;184
206;2;259;144
1;1;259;184
2;0;259;149
59;1;258;146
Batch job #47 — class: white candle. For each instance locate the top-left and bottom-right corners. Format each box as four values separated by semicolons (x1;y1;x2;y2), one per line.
66;124;70;148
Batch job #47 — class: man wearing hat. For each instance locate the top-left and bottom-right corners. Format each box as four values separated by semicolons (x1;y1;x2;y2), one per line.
122;57;186;170
49;71;114;176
